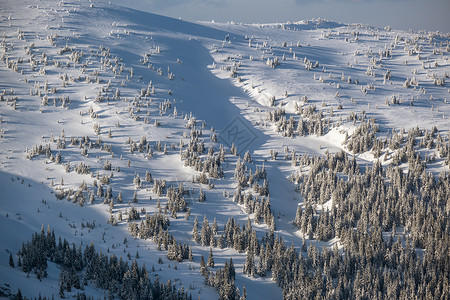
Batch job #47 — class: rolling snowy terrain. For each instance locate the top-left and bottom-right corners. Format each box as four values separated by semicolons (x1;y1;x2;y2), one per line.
0;0;449;299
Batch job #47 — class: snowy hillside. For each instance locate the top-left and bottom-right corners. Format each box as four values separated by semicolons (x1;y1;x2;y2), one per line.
0;0;449;299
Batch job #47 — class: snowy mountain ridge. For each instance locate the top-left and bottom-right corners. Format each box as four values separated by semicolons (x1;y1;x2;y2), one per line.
0;0;449;299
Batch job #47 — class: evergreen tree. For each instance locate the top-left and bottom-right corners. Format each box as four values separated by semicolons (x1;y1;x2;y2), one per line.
200;215;210;246
207;248;214;268
14;289;23;300
243;250;255;277
241;285;247;300
188;246;193;261
192;217;200;243
200;255;207;276
9;253;14;268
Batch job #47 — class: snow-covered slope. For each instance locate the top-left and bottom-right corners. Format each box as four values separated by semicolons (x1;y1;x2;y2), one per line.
0;0;448;299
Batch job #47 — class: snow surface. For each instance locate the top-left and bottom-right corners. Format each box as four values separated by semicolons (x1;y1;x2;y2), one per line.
0;0;448;298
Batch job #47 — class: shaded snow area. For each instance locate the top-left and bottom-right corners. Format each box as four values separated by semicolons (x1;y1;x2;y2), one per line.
0;0;449;299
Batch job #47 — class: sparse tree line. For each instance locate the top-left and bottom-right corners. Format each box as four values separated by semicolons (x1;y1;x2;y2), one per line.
194;216;264;255
180;134;225;181
127;207;194;263
323;26;448;87
0;89;19;111
26;134;109;162
264;104;332;138
232;158;275;229
1;15;176;119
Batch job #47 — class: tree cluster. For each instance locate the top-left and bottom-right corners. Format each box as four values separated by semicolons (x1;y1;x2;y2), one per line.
15;226;191;299
287;149;449;299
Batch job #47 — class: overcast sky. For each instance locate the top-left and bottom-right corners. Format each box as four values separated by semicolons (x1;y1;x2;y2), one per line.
111;0;450;32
